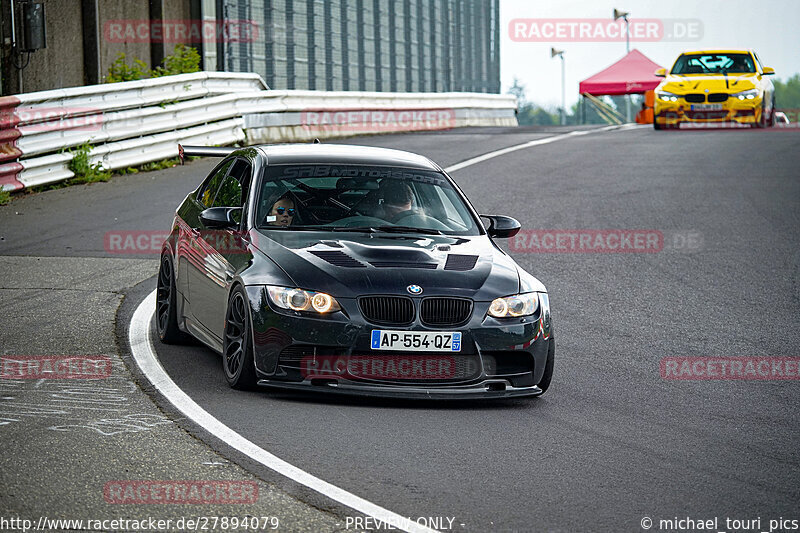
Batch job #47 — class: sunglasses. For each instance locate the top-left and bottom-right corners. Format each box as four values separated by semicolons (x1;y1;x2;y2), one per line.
275;207;295;215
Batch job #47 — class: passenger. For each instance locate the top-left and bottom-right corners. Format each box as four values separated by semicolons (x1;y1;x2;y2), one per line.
266;194;295;227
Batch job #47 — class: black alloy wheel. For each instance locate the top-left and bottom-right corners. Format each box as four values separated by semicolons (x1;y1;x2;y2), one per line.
223;287;258;389
156;254;189;344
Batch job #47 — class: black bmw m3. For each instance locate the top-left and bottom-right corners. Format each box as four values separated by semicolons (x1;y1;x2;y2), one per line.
157;143;554;399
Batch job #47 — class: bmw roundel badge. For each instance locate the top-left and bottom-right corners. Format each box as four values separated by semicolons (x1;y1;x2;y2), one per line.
407;284;423;295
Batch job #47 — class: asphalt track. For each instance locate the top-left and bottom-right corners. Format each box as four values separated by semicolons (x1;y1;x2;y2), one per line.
3;125;800;532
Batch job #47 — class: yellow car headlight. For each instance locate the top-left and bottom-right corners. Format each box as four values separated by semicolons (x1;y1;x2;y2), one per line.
732;89;759;101
657;91;680;102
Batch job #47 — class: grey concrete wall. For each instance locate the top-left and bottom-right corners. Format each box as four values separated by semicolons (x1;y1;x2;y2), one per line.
0;0;195;95
97;0;152;78
3;0;85;94
163;0;193;57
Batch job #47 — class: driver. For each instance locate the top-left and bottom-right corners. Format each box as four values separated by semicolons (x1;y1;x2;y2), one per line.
380;181;415;222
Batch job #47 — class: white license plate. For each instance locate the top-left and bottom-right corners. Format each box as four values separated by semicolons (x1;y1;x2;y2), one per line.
371;330;462;352
691;104;723;111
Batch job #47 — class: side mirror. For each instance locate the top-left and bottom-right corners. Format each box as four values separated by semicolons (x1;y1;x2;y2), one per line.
481;215;521;239
200;207;241;229
762;67;775;75
654;68;667;78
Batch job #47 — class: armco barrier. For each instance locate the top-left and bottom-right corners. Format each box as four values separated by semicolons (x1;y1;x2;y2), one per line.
0;73;517;191
243;91;517;143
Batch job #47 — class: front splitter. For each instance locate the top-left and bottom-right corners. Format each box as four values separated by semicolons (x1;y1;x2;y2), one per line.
257;378;543;400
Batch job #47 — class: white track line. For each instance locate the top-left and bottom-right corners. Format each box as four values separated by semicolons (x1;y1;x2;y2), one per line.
129;126;617;533
130;291;437;533
444;125;620;173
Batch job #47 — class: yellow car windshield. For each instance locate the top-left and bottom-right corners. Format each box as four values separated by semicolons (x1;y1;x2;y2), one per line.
672;53;755;75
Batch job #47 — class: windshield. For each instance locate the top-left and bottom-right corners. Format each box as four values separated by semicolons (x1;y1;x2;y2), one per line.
256;164;481;236
671;53;755;75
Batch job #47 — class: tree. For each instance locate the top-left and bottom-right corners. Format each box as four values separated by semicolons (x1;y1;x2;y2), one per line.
506;78;623;125
773;75;800;110
506;78;561;125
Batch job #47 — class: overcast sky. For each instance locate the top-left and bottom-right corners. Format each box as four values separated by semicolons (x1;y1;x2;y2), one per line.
500;0;800;108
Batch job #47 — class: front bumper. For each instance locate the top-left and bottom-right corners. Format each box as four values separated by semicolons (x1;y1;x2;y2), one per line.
257;377;544;399
655;98;762;126
244;286;552;399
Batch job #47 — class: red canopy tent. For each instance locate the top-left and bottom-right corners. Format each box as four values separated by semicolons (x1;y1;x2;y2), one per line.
578;49;664;123
579;49;664;95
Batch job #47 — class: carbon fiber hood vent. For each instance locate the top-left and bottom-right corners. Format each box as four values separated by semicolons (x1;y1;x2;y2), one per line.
444;254;479;271
309;250;366;268
369;261;438;269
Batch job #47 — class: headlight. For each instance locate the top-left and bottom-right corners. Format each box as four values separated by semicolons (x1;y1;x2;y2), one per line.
732;89;759;100
266;286;341;314
657;91;680;102
488;293;540;318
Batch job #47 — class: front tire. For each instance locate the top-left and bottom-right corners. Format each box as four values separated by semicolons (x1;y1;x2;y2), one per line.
156;254;190;344
755;100;770;128
223;287;258;390
536;338;555;394
769;96;776;127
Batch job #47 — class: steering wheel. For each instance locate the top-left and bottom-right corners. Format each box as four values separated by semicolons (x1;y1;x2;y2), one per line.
391;212;450;231
327;215;387;227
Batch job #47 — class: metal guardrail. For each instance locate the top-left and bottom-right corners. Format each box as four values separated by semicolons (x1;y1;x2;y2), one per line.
0;72;265;191
0;73;517;191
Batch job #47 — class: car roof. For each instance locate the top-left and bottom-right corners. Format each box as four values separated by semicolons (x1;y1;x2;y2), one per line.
254;143;441;171
677;49;752;55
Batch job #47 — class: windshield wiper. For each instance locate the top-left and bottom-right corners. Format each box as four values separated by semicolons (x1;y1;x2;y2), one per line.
374;225;442;235
278;225;443;235
329;226;377;233
259;225;328;231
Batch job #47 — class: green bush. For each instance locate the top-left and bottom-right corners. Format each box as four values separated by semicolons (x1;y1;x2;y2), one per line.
66;142;111;184
105;53;149;83
151;44;201;77
105;45;201;83
0;188;11;206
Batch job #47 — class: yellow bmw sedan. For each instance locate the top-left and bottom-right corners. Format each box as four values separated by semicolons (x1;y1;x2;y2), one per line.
653;50;776;130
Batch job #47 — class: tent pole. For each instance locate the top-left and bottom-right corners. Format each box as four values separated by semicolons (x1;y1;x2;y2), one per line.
560;54;566;126
626;95;631;123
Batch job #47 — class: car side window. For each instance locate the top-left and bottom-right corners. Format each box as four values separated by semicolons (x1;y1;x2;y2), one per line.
199;160;233;208
212;176;243;208
224;159;252;205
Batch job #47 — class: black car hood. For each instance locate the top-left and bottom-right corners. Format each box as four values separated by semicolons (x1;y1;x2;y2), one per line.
248;230;539;300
